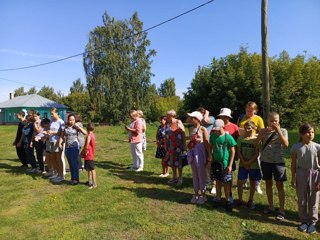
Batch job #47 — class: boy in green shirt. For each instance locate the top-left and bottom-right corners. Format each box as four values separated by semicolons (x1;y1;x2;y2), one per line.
209;119;237;211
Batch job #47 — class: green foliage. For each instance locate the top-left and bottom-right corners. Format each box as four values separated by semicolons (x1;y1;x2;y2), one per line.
14;87;26;97
184;48;320;128
70;78;86;94
158;77;176;97
61;92;91;121
149;96;181;121
83;12;156;123
27;87;37;94
37;85;60;102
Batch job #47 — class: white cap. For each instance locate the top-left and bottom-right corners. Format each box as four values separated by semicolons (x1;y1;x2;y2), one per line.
212;119;225;130
217;108;232;118
187;111;203;122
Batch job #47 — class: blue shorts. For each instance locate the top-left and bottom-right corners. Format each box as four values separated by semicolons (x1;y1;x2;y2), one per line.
238;166;262;181
212;168;232;184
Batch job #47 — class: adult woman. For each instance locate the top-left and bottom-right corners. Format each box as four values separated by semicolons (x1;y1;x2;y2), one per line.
59;114;87;184
165;109;186;186
125;110;144;172
237;101;265;194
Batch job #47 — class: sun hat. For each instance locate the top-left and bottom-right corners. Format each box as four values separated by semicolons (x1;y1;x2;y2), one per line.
187;111;203;122
217;108;232;118
212;119;225;130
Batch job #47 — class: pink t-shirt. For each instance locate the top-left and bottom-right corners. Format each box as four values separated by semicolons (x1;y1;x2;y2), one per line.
224;123;240;141
84;132;95;160
130;118;143;143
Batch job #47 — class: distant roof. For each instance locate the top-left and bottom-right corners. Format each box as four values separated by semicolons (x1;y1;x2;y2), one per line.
0;94;68;109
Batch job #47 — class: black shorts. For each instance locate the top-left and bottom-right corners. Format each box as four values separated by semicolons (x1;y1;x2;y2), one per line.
85;160;95;171
261;161;287;181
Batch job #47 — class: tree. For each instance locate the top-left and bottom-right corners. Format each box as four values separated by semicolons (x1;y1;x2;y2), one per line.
27;87;37;94
83;12;156;122
62;92;91;120
38;86;59;102
158;78;176;97
14;87;26;97
70;78;86;94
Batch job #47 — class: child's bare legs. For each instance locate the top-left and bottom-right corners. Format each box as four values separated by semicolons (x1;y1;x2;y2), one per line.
224;182;231;202
172;167;177;179
54;151;63;177
248;180;256;202
276;181;285;213
237;179;245;202
265;180;275;210
88;169;97;188
216;180;222;200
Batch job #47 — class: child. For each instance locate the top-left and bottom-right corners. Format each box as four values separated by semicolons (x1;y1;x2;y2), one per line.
59;114;87;185
82;122;96;189
40;118;52;176
209;119;237;211
33;111;45;173
187;111;210;205
291;123;320;234
17;115;40;173
155;116;169;177
13;110;27;168
236;121;261;209
256;112;289;221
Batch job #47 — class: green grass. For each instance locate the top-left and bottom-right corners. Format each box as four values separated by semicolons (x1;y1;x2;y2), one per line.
0;125;319;240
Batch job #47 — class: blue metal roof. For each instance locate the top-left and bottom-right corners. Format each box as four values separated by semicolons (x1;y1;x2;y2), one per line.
0;94;68;109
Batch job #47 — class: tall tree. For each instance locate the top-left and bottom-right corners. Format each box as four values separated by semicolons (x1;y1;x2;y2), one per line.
83;12;156;122
38;86;59;102
14;87;26;97
70;78;86;94
158;78;176;97
27;87;37;94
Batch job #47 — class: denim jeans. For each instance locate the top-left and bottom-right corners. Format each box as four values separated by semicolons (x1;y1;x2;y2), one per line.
65;147;80;180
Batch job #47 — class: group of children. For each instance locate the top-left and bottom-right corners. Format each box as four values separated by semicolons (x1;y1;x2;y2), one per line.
13;108;97;189
154;106;320;234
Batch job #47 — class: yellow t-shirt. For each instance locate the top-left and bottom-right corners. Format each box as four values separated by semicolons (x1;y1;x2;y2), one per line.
238;115;265;134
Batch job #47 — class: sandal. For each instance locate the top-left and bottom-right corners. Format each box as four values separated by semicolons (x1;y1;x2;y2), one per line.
276;212;286;221
263;207;274;214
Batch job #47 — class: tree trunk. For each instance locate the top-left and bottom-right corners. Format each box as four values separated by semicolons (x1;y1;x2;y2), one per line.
261;0;270;123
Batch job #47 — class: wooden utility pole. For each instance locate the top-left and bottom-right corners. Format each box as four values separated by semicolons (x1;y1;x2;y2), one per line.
261;0;270;123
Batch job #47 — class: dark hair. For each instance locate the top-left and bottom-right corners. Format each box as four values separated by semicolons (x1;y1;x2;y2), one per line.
33;110;40;116
244;120;257;130
17;110;25;117
26;115;34;122
299;123;314;142
68;113;75;120
159;115;166;120
50;107;58;113
196;107;206;114
74;114;82;122
87;122;94;131
28;109;35;115
41;118;51;126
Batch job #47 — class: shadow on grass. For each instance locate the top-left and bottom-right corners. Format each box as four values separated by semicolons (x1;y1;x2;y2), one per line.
244;230;296;240
113;186;192;204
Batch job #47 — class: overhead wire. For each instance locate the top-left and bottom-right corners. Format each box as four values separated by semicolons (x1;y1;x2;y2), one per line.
0;0;215;72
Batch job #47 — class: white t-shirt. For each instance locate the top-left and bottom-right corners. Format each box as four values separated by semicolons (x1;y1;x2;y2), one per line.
49;118;65;143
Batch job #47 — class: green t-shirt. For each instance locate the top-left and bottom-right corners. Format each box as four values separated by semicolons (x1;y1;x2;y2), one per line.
209;133;237;168
237;136;259;169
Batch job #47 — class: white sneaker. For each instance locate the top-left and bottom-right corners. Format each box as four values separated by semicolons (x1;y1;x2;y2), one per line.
135;168;143;172
191;195;198;204
211;186;217;195
256;185;263;194
162;173;169;178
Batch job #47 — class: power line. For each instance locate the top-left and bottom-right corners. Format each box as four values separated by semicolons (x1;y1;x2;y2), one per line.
0;0;215;72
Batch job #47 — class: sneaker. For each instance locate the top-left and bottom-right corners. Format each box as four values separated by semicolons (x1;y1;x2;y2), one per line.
235;199;243;206
190;195;198;204
246;200;255;209
256;185;263;194
212;198;221;208
306;224;316;234
32;169;42;174
52;176;64;183
159;174;165;177
20;165;28;170
162;173;169;177
211;186;217;195
49;174;58;180
70;180;79;185
225;201;233;212
168;178;178;184
197;196;207;205
298;223;309;232
88;183;97;190
176;178;183;186
229;195;234;204
135;168;143;172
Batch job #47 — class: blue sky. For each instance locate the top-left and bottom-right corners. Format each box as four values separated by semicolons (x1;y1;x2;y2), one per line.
0;0;319;103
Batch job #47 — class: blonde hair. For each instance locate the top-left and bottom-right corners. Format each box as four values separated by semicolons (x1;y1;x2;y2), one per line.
244;120;257;130
137;110;143;117
167;109;176;117
268;111;279;119
246;101;258;114
130;110;138;118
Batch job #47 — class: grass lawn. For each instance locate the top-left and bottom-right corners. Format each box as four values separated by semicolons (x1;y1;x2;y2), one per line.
0;124;319;240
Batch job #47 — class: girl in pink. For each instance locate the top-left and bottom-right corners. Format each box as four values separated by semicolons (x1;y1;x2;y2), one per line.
82;122;96;189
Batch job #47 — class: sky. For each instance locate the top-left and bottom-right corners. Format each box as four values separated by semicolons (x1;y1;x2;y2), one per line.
0;0;319;103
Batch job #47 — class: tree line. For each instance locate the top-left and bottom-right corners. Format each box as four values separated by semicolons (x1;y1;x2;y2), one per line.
12;12;320;129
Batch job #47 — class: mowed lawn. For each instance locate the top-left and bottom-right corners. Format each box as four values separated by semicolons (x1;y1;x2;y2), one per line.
0;124;319;240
